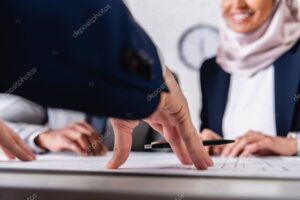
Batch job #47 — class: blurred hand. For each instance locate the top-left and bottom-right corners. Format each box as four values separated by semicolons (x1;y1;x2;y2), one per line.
200;129;224;156
36;122;108;156
0;120;36;161
106;68;213;170
221;131;297;157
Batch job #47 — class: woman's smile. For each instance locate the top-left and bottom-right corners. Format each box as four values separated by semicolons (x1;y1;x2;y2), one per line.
222;0;273;33
230;10;255;25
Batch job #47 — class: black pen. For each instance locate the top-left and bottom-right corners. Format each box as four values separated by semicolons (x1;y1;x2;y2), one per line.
144;139;235;150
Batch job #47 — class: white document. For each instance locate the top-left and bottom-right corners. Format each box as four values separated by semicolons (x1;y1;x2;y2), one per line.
1;152;300;179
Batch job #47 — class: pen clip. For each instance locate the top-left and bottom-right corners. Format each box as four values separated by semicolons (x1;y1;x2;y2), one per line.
144;144;152;149
144;141;167;149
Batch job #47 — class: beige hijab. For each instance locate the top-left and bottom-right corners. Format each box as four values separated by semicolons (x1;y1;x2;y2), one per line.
217;0;300;76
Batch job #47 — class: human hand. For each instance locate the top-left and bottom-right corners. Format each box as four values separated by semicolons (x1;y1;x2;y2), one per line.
106;68;213;170
0;120;36;161
200;129;224;156
221;131;297;157
36;122;108;156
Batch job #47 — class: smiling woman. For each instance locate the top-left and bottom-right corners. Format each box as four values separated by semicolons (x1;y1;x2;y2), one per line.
218;0;300;76
222;0;274;33
200;0;300;157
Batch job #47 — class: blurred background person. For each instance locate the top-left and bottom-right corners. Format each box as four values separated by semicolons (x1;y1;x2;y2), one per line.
200;0;300;157
0;94;158;156
0;94;108;156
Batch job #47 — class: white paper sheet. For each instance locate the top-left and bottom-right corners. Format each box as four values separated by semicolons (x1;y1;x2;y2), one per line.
1;152;300;179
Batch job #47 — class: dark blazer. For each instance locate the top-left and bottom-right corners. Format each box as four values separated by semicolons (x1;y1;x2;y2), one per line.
0;0;166;120
200;40;300;137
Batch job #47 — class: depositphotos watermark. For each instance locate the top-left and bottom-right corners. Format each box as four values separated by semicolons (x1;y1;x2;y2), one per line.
147;76;176;102
81;130;112;155
175;194;185;200
73;4;111;38
2;67;37;97
26;194;37;200
294;94;300;102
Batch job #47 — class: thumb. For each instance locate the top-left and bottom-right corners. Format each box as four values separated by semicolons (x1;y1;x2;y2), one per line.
106;119;139;169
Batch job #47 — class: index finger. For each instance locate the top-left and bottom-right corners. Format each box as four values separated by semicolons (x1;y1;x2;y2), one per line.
177;120;213;170
105;120;139;169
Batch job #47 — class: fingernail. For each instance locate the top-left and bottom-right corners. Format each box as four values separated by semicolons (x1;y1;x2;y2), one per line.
105;160;113;169
208;159;214;166
201;164;208;170
106;166;114;169
26;156;34;161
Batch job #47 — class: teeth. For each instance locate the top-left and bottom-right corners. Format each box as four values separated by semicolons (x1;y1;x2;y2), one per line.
232;14;250;22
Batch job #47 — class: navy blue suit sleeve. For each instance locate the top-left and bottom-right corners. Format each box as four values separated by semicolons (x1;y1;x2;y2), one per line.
0;0;166;119
200;60;210;131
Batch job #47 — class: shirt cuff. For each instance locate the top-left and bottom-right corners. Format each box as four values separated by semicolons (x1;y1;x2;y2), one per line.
28;127;50;154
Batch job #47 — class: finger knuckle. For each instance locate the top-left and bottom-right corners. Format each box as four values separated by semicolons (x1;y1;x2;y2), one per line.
264;138;273;146
202;129;211;134
252;143;259;149
240;138;248;145
169;105;187;124
181;133;195;145
246;144;255;151
166;133;181;144
244;145;251;151
245;131;252;136
115;146;130;155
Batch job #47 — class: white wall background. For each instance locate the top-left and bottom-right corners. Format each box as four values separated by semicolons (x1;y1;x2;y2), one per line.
127;0;221;129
